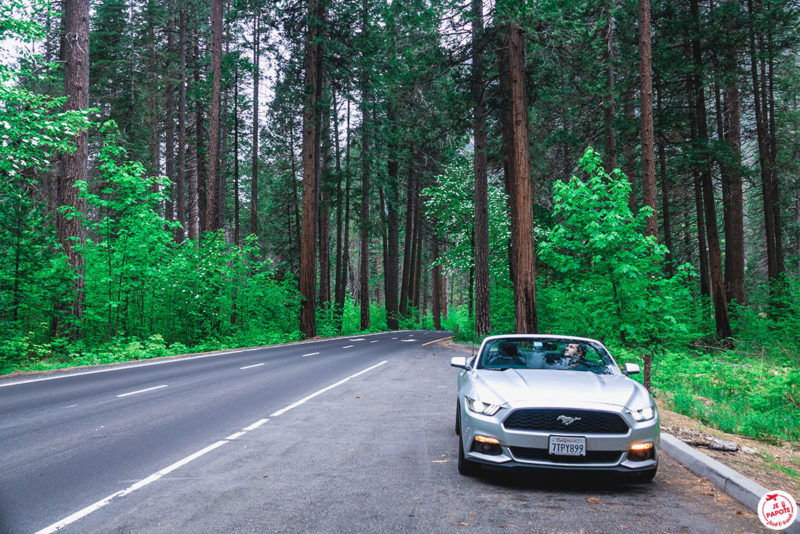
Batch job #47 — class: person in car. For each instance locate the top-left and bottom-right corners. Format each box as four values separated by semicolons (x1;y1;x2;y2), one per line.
562;342;587;367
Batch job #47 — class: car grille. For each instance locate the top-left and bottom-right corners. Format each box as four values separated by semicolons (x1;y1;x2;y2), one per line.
503;408;629;434
510;447;623;464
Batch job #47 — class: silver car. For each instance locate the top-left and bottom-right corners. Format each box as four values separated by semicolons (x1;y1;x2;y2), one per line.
451;334;659;482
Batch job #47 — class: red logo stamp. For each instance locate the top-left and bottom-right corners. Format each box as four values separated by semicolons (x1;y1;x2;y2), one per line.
758;490;797;530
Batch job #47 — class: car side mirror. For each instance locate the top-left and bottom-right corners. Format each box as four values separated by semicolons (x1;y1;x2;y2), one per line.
450;356;469;370
623;363;641;376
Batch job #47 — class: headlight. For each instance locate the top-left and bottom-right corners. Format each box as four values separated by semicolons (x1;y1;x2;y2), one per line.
466;397;501;416
629;405;656;422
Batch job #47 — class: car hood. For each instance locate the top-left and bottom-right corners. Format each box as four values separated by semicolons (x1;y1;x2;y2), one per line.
470;368;650;410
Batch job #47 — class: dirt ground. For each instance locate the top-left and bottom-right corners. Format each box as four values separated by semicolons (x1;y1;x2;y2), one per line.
659;407;800;498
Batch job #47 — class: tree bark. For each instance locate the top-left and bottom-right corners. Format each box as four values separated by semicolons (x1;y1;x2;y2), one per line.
603;1;617;172
59;0;90;333
472;0;492;338
251;8;260;238
176;4;187;241
432;233;442;330
399;159;414;318
165;16;176;224
691;0;731;338
504;23;537;333
205;0;223;232
639;0;658;238
385;108;400;330
722;38;745;305
300;0;322;337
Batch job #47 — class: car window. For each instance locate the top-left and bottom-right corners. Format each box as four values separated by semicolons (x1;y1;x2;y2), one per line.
478;339;615;374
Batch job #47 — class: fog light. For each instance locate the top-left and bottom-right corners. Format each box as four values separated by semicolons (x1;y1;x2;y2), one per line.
471;435;502;455
629;442;655;461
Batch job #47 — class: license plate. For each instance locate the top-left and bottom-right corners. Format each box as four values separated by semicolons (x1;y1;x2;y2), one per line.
548;435;586;456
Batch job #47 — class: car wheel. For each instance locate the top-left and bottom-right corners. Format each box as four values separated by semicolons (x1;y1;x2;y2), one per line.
455;400;461;435
457;436;479;477
631;467;657;483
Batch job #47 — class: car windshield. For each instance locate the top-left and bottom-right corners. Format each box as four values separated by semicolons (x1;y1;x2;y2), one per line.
477;338;616;375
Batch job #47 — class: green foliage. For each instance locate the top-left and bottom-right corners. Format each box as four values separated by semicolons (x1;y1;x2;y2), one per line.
538;147;700;347
423;156;510;279
614;346;800;443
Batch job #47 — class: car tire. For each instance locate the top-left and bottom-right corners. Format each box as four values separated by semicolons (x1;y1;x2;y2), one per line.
457;436;479;477
631;467;657;483
455;400;461;435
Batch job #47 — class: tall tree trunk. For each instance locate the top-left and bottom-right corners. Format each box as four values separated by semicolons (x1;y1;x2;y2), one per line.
691;0;731;338
300;0;322;337
399;159;414;318
165;16;176;224
472;0;491;338
233;59;240;245
639;0;657;238
656;78;672;275
176;4;187;241
359;1;371;331
337;99;352;331
603;0;617;172
251;8;260;238
722;40;745;305
318;94;331;308
205;0;223;232
59;0;90;335
192;22;205;236
432;233;442;330
385;108;400;330
504;23;537;333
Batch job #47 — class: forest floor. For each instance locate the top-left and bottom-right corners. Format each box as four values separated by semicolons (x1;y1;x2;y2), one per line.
659;407;800;497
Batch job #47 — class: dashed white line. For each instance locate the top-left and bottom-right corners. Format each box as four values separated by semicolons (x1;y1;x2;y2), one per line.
35;359;388;534
243;418;269;431
240;363;265;370
349;338;365;342
370;340;379;343
116;385;167;398
400;339;415;343
342;345;354;349
301;352;320;357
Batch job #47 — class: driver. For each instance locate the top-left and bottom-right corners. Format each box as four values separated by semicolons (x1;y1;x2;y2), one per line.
562;343;587;367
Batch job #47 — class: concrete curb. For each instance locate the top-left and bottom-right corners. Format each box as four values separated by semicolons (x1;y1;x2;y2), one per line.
662;433;799;533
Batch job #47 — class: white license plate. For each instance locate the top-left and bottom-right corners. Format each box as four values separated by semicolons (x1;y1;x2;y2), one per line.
548;435;586;456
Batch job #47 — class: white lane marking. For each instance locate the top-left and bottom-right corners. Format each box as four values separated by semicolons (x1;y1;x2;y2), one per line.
116;385;167;398
35;358;390;533
243;418;269;431
34;440;227;534
349;338;365;342
240;363;265;370
301;352;320;357
370;340;379;343
226;431;246;440
270;360;388;418
342;345;354;349
67;404;78;408
1;331;412;388
400;339;415;343
392;337;397;339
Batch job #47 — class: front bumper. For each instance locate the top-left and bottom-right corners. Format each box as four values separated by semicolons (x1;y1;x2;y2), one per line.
460;400;659;472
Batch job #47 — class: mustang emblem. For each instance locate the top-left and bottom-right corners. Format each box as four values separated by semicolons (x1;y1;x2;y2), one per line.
557;415;582;426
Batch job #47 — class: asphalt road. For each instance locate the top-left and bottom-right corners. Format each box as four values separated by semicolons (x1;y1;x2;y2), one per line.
0;331;767;533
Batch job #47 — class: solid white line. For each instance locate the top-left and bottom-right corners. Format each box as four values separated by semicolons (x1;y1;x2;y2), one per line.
270;360;388;418
35;359;390;533
1;331;411;388
34;440;228;534
243;418;269;431
240;363;265;370
301;352;320;357
342;345;354;349
116;385;167;398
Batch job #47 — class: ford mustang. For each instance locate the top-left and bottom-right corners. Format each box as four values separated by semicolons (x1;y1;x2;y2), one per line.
451;334;659;482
